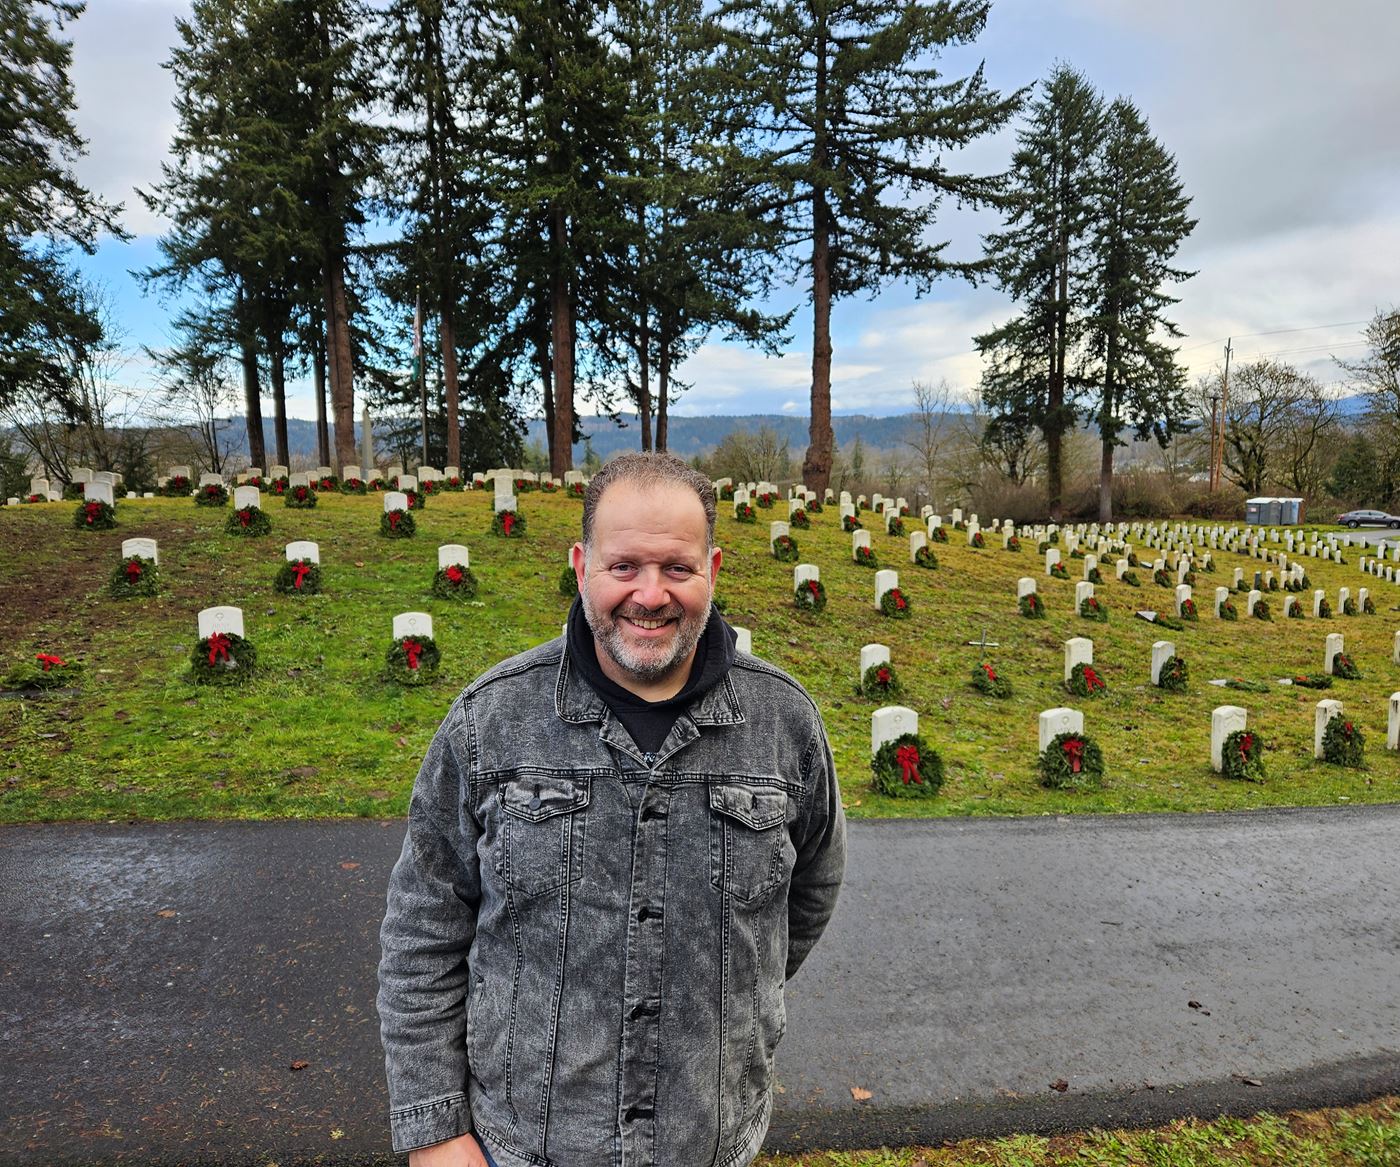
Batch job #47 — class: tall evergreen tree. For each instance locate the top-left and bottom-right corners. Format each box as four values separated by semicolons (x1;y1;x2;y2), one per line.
707;0;1020;493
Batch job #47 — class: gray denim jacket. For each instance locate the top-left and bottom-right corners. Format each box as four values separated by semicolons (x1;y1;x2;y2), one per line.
378;638;846;1167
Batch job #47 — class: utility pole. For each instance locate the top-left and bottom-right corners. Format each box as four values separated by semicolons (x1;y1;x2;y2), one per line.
1213;339;1233;492
1208;392;1220;492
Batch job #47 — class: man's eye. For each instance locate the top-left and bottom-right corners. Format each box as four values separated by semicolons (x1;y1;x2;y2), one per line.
667;565;695;577
609;564;635;576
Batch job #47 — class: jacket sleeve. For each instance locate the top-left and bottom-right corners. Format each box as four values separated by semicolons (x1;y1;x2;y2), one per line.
377;697;482;1153
785;715;846;979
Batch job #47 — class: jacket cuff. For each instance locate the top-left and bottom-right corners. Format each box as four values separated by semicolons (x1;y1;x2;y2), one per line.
389;1093;472;1153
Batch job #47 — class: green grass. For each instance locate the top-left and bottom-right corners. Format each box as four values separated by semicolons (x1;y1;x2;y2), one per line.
2;492;1398;823
758;1096;1400;1166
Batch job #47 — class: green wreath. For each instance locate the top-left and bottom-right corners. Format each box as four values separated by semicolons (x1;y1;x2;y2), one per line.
1039;731;1105;791
734;504;757;524
195;483;229;507
1004;535;1021;552
381;508;416;538
914;546;939;569
952;519;966;531
871;733;943;798
1290;673;1332;689
969;530;985;548
314;474;339;492
1267;577;1279;591
74;499;117;530
790;509;811;529
1363;596;1376;614
1079;596;1109;622
1317;598;1333;618
1296;572;1311;590
160;475;191;497
1065;662;1108;698
1153;568;1172;587
442;476;465;492
339;476;368;494
772;535;800;562
275;558;323;595
794;577;827;612
568;481;587;499
842;515;863;532
191;632;257;685
284;484;318;509
879;587;911;618
1150;612;1184;631
1331;652;1361;680
558;566;578;597
432;563;479;600
1045;530;1059;543
1120;570;1141;587
226;506;272;536
1219;599;1238;621
512;478;536;494
1019;592;1045;619
887;517;906;537
1220;729;1265;782
1224;677;1270;692
1182;570;1198;587
806;499;823;514
1157;654;1188;692
401;489;425;511
1127;551;1140;567
387;634;441;685
4;653;84;691
1069;548;1085;559
1320;715;1365;768
1236;579;1251;593
1179;598;1198;622
755;492;777;509
62;482;84;500
492;508;524;537
860;661;901;700
717;484;734;500
1342;598;1358;616
854;546;879;569
1252;598;1272;621
930;526;948;543
1087;567;1103;584
1287;599;1305;619
109;555;161;598
1049;562;1069;580
970;661;1012;698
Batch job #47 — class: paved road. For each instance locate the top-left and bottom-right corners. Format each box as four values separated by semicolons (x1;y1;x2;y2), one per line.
2;809;1398;1166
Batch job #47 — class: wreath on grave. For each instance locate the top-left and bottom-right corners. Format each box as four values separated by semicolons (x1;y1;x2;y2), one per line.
879;587;911;618
1320;715;1365;768
1224;677;1269;692
315;474;339;492
970;661;1012;698
1086;566;1103;584
914;545;939;569
556;566;578;596
930;526;949;543
1153;568;1172;587
1342;597;1358;616
225;505;271;537
1127;551;1141;567
444;475;465;492
190;632;257;685
491;509;524;537
1079;596;1109;622
860;662;901;700
243;475;265;488
74;499;117;530
403;488;425;511
1046;531;1059;544
969;530;985;549
1183;570;1198;587
790;508;810;529
109;555;161;599
1290;673;1332;689
430;562;479;601
275;557;323;595
381;508;416;538
1069;548;1085;559
1049;562;1069;580
842;515;863;533
195;482;229;507
1039;731;1105;791
340;476;367;494
1120;570;1141;587
1267;577;1279;591
1295;572;1311;590
513;477;536;494
1179;597;1198;622
1221;729;1265;783
1219;598;1238;621
62;482;84;500
1019;592;1045;619
160;475;191;497
888;517;907;537
23;493;43;504
284;484;318;509
756;491;778;509
1005;535;1021;552
734;504;757;524
717;483;734;500
871;733;943;798
367;477;386;492
1331;652;1361;680
1157;654;1188;692
952;520;966;531
387;634;441;685
794;577;827;612
1065;662;1108;698
1316;597;1333;618
1252;598;1272;621
1235;578;1251;593
268;477;290;496
772;534;800;562
538;479;558;493
807;499;824;513
1363;595;1376;615
4;652;84;691
854;545;879;569
1287;599;1305;619
1147;610;1184;631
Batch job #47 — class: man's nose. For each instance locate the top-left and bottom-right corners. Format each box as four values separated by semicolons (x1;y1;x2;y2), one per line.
631;567;671;610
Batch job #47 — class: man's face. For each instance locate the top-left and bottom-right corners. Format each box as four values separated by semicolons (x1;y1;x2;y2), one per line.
573;480;721;693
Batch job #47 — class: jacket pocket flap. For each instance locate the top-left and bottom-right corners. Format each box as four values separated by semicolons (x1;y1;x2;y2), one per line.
708;782;786;830
502;774;590;823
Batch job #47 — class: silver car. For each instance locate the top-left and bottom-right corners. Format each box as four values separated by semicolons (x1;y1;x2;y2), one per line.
1336;509;1400;529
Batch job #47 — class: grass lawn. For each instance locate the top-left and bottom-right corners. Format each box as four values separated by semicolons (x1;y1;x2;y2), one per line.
2;490;1397;823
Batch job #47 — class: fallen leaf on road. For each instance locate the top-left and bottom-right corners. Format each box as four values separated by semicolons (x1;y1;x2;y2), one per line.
1188;1000;1211;1015
339;862;360;871
354;561;365;568
1049;1078;1069;1092
850;1086;872;1101
1232;1074;1263;1087
290;1060;309;1071
330;1128;344;1140
156;909;177;918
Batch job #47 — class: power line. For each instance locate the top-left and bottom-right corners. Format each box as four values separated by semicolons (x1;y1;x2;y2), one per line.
1179;319;1371;354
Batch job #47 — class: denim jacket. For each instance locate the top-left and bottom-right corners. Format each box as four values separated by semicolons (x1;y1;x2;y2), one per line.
378;637;846;1166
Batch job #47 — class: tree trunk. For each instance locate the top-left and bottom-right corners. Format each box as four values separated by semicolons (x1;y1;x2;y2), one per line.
323;255;356;472
313;335;330;468
440;304;460;469
1047;235;1070;520
548;207;574;477
803;191;835;494
656;331;670;453
1098;435;1114;523
637;315;652;452
239;329;265;471
539;332;555;471
268;331;290;469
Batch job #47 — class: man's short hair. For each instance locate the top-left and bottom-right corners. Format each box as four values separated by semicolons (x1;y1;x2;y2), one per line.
582;452;717;549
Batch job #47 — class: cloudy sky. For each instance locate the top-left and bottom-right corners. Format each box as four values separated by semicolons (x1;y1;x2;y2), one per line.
68;0;1400;419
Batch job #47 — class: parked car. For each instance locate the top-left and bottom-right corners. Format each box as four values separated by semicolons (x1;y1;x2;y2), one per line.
1335;508;1400;529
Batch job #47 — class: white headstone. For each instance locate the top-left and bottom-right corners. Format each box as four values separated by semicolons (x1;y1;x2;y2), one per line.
393;611;434;641
839;491;852;507
1393;631;1400;664
794;564;820;588
733;626;753;654
1075;581;1095;607
1082;554;1098;579
233;486;261;510
1284;595;1299;618
1324;633;1344;674
438;544;469;570
28;477;48;496
72;466;94;484
494;494;517;514
1038;707;1084;753
83;481;114;506
1045;548;1062;573
872;706;918;754
288;471;310;489
1210;706;1248;773
384;491;409;513
1017;576;1037;599
874;569;898;608
198;605;244;640
839;502;856;523
860;643;890;676
1389;692;1400;751
1115;558;1129;580
1232;568;1244;588
94;470;118;487
852;529;871;553
121;537;158;564
951;507;963;525
285;540;320;564
1314;699;1345;759
342;464;361;480
909;531;928;561
397;474;419;494
1151;640;1176;686
769;520;790;543
788;498;804;518
1247;589;1262;616
1211;586;1228;618
1176;584;1192;612
1064;637;1093;681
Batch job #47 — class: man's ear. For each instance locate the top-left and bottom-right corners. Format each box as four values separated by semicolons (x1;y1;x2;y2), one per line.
571;542;587;590
709;545;722;588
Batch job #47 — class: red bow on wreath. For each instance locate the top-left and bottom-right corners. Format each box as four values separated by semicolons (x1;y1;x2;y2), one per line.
895;591;906;609
1082;666;1105;691
35;653;66;671
207;632;231;665
876;666;891;685
1062;738;1085;773
403;638;423;670
84;501;101;524
291;563;310;589
502;513;516;535
1238;732;1254;763
982;663;997;681
807;579;820;597
895;744;922;784
446;564;464;584
389;511;402;529
126;560;143;580
238;509;251;527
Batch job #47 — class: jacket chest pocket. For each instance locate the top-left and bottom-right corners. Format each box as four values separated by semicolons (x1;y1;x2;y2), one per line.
499;774;589;899
708;781;790;902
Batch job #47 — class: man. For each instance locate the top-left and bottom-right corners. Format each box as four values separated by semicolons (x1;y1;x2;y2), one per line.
378;452;846;1167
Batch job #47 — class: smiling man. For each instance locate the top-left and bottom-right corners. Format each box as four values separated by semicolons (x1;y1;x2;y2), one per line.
378;452;846;1167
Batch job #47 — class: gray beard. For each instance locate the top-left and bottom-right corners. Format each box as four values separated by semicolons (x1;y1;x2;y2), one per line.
579;590;710;685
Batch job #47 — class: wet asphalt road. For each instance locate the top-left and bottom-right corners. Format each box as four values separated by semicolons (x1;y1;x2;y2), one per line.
2;808;1398;1166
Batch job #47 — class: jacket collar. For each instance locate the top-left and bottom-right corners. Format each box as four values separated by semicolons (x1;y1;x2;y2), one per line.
555;643;746;729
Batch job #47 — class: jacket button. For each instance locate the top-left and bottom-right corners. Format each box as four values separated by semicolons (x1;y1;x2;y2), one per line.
529;797;542;810
637;906;655;922
624;1105;653;1122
